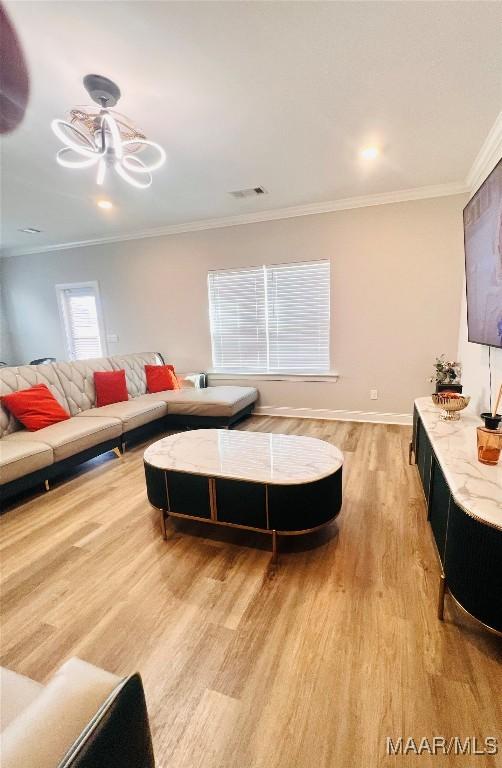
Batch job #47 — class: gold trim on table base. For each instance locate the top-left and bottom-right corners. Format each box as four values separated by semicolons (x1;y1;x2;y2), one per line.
440;582;502;638
437;573;446;620
272;529;278;565
159;508;167;541
152;505;336;566
208;478;217;521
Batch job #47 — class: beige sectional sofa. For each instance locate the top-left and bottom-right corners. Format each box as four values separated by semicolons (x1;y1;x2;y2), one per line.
0;352;257;501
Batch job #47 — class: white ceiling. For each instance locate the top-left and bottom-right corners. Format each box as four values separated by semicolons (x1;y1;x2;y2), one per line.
2;1;501;254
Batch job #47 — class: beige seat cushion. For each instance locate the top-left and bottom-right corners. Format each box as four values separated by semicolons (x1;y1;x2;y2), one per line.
1;658;121;768
0;667;44;730
76;398;167;432
0;436;54;485
7;417;122;462
145;385;258;417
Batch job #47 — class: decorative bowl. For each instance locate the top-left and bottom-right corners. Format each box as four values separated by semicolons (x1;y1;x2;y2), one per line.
431;393;470;421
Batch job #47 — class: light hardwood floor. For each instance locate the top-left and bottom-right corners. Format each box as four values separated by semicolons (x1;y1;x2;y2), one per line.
1;417;501;768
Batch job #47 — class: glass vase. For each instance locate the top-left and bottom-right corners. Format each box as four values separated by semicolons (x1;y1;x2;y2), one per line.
476;426;502;466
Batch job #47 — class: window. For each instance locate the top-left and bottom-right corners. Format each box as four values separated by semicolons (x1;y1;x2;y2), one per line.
208;260;330;373
56;282;106;361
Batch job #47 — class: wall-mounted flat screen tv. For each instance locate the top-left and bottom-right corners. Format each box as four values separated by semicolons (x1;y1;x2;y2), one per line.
463;158;502;348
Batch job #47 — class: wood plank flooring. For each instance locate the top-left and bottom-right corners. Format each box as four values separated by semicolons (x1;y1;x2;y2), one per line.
1;417;501;767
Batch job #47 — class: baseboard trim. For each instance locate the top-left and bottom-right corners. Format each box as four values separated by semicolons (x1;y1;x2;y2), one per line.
252;405;412;425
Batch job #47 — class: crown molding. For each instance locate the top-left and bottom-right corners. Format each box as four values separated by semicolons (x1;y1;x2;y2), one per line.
1;180;467;258
466;111;502;197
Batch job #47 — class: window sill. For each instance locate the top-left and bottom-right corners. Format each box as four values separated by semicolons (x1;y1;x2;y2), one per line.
208;371;339;383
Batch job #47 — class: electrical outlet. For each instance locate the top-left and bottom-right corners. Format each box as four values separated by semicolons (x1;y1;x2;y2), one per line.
370;389;378;400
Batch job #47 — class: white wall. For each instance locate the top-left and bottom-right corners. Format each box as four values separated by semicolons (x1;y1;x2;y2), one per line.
3;194;465;417
0;261;14;365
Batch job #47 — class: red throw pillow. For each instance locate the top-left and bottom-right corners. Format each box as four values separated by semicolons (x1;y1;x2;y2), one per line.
145;364;180;393
94;370;128;407
1;383;70;431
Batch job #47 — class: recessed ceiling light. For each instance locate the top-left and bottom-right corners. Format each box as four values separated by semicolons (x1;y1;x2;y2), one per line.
97;200;113;210
18;227;42;234
360;147;379;160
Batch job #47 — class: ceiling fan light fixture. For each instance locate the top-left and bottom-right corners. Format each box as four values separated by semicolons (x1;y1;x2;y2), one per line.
115;159;152;189
122;139;166;173
96;159;106;186
51;74;166;190
56;147;98;169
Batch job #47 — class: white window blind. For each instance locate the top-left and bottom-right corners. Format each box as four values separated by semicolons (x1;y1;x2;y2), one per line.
57;283;105;361
208;267;268;372
266;261;330;372
208;260;330;373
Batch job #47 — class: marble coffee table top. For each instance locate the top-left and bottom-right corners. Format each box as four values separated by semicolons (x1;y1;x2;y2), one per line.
415;397;502;530
144;429;343;485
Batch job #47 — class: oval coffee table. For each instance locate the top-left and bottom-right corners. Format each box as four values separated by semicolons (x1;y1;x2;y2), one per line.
144;429;343;562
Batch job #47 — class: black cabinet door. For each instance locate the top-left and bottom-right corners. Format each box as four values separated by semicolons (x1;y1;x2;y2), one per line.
268;470;342;532
412;405;419;457
417;419;433;503
167;471;211;518
214;478;267;529
416;418;426;484
144;463;168;509
444;501;502;632
428;456;450;563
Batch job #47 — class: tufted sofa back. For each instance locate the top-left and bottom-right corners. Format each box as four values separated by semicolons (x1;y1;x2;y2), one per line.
0;353;163;434
109;352;161;397
0;363;70;438
56;357;116;416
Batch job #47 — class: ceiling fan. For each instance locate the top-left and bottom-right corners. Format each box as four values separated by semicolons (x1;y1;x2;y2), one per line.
51;74;166;190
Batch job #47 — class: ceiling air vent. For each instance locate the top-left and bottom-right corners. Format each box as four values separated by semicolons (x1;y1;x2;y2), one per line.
229;186;267;199
18;227;42;234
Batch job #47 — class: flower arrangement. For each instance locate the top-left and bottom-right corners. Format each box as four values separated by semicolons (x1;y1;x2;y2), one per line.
429;355;462;386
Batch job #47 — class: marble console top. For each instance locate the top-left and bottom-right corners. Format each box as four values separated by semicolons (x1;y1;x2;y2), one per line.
144;429;343;485
415;397;501;531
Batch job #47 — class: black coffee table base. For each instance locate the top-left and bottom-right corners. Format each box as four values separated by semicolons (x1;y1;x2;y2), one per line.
144;463;343;563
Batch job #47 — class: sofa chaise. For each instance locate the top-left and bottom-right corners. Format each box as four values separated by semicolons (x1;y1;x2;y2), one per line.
0;352;257;502
0;657;155;767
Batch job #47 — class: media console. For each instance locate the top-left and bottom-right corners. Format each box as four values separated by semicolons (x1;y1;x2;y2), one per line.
410;397;501;635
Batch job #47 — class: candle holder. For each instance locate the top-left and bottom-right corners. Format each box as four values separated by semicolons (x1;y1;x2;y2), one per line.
480;412;502;430
476;426;502;465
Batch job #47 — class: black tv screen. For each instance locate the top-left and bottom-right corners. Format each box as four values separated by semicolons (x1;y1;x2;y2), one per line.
463;158;502;348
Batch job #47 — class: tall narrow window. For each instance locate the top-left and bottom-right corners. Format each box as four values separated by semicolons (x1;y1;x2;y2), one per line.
208;260;330;373
56;282;106;360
